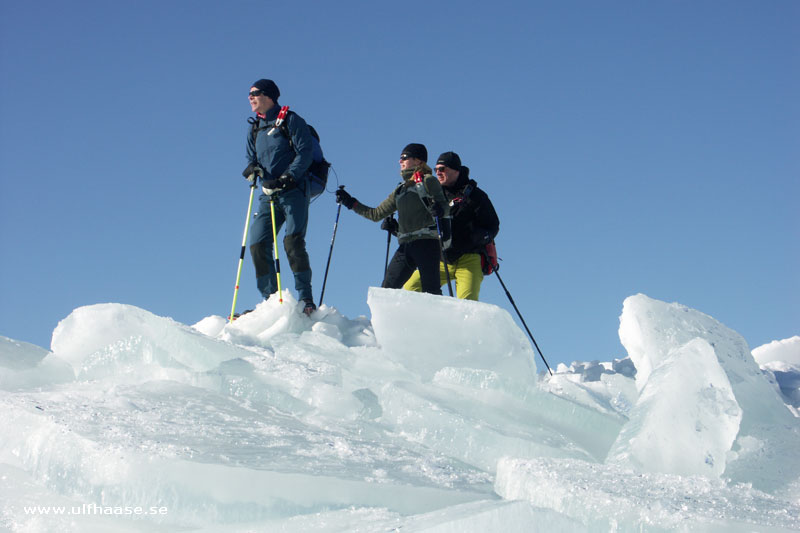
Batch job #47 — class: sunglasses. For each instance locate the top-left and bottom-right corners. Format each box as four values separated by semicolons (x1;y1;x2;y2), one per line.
399;154;412;161
434;166;448;173
249;90;265;97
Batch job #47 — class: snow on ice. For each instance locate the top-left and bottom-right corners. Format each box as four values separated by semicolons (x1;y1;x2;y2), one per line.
0;290;798;532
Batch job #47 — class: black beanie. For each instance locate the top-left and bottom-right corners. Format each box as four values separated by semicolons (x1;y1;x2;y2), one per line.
251;79;280;102
401;143;427;162
436;151;462;170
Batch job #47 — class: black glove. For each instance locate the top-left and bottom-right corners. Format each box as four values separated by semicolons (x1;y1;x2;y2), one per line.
262;178;281;190
242;163;264;183
429;202;444;218
262;174;295;194
439;217;452;249
335;188;357;209
278;173;295;190
381;217;398;236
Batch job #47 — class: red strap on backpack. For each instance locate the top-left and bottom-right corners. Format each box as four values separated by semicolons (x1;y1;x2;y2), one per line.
275;105;290;126
268;106;291;136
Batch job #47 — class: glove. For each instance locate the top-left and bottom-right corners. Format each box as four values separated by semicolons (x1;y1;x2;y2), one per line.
439;217;452;249
381;217;398;236
335;188;357;209
262;174;295;195
262;179;280;195
278;173;295;189
242;163;264;183
429;202;444;218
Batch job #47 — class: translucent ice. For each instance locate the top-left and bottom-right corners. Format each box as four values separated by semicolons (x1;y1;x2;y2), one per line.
618;294;800;494
367;287;537;382
1;293;797;531
606;337;742;477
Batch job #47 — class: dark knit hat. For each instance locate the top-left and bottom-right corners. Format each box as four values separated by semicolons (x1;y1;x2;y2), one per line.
401;143;427;162
251;79;280;101
436;151;462;170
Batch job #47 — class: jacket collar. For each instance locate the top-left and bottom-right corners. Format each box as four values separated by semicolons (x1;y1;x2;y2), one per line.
445;170;470;193
400;163;433;183
256;103;281;121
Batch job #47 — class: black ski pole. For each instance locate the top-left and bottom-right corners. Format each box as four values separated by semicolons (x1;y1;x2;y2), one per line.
384;216;394;279
319;186;344;307
435;215;454;297
494;269;553;376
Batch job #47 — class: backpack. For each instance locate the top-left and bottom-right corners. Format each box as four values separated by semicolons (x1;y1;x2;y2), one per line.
304;123;331;198
249;106;331;199
481;241;499;274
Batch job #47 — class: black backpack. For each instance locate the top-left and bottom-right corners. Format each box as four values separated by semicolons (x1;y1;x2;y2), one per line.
304;123;331;198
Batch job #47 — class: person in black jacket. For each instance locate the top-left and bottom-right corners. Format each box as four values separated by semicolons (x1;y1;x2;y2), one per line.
403;152;499;300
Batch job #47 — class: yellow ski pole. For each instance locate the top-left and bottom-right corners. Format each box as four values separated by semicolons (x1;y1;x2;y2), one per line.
269;196;283;303
229;181;258;322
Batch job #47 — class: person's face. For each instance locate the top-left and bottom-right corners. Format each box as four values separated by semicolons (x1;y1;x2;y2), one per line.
249;87;274;114
435;164;459;186
399;154;423;171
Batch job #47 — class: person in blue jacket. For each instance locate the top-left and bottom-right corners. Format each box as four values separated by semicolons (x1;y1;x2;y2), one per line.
242;79;316;315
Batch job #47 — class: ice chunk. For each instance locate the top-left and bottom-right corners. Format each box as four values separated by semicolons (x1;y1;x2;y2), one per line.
618;294;800;494
606;337;742;477
541;368;639;418
367;287;536;382
379;367;627;471
0;335;50;370
51;303;249;376
753;337;800;416
0;336;74;390
495;456;800;531
752;336;800;366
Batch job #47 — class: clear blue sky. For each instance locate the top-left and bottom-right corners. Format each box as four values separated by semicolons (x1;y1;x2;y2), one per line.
1;0;797;368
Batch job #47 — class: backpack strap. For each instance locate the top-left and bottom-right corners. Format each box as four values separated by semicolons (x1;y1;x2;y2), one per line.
269;105;290;135
249;106;297;151
275;105;290;126
411;170;435;210
461;179;478;199
248;116;269;145
278;107;305;159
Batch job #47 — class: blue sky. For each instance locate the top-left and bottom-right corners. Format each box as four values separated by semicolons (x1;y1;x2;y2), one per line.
1;0;797;368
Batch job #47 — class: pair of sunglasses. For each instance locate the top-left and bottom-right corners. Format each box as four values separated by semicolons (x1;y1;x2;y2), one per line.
249;90;266;97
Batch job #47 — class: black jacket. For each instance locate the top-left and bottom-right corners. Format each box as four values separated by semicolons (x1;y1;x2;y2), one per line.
442;167;500;263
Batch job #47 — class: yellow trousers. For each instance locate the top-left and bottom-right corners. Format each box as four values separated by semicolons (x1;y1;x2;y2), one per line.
403;253;484;300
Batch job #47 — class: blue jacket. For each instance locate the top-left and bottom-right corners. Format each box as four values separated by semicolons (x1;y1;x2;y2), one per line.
246;104;314;186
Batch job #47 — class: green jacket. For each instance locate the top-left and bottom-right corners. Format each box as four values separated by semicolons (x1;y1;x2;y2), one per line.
353;163;451;243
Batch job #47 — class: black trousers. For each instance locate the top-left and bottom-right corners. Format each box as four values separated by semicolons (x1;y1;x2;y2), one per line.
383;239;442;295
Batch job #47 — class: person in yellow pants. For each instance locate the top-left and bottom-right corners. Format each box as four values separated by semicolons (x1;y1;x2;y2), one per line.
404;252;484;300
402;151;500;300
